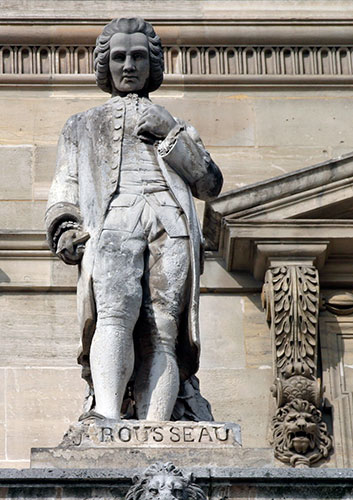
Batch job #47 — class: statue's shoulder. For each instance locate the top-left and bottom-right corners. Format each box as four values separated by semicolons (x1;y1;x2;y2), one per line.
66;100;112;126
59;100;114;142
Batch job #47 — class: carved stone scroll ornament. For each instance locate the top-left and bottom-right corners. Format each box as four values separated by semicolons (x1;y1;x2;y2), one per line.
262;265;332;467
125;462;206;500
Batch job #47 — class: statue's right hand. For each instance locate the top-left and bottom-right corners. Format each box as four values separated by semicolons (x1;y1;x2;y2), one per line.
56;229;89;265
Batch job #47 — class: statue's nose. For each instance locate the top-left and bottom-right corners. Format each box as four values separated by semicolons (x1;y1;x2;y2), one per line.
159;491;173;500
123;55;135;72
297;417;306;429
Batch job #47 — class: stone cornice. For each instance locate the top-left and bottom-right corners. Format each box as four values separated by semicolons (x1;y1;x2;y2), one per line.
2;20;353;88
204;152;353;250
3;22;353;45
3;75;353;90
2;0;353;23
221;220;353;283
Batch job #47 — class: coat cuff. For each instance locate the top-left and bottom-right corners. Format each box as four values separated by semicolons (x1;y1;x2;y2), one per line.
157;123;186;157
45;202;82;253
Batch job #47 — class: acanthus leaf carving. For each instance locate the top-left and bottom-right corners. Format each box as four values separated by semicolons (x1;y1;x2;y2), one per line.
263;265;332;467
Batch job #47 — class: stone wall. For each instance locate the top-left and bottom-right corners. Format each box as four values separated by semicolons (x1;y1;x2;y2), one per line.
1;0;353;468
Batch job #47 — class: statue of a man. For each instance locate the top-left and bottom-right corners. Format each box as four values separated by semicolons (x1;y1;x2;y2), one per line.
46;17;223;422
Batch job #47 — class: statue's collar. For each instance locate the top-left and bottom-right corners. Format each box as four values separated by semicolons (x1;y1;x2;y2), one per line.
109;93;151;104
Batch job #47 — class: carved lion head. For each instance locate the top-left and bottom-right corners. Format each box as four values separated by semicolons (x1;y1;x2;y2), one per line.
271;399;332;467
126;462;206;500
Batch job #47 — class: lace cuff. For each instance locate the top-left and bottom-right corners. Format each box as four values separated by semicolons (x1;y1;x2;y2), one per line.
157;123;185;157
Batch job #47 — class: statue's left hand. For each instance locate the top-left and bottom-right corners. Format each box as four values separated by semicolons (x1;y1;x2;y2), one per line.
56;229;90;266
136;104;177;141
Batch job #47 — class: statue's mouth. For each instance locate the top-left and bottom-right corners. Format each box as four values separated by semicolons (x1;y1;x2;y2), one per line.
289;431;313;453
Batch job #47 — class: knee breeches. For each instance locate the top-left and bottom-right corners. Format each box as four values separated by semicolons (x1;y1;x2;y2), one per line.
92;198;190;357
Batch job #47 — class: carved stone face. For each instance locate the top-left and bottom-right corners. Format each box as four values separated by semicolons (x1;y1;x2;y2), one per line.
109;32;150;95
283;409;318;453
145;474;186;500
272;399;332;466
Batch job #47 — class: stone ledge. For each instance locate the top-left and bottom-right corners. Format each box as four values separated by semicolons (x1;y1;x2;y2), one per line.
0;467;352;500
2;74;353;89
1;467;353;481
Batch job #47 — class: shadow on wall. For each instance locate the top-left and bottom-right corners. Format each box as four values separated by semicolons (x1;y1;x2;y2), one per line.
0;269;10;283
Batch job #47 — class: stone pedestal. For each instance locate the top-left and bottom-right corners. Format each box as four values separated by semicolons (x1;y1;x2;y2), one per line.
29;420;275;469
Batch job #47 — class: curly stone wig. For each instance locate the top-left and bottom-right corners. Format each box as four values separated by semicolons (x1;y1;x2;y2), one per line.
94;17;164;95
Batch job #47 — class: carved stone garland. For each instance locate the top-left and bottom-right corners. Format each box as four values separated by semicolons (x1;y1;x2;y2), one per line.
262;265;332;467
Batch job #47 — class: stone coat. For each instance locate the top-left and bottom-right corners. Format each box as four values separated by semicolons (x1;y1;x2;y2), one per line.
46;95;223;385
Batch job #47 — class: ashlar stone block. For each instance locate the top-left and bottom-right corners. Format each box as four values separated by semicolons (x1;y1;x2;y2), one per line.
0;293;78;367
0;146;33;201
198;367;272;449
199;294;246;370
0;370;5;461
0;95;104;145
207;146;332;192
6;367;85;461
154;94;255;147
255;95;353;147
0;201;46;230
33;145;57;200
242;294;272;369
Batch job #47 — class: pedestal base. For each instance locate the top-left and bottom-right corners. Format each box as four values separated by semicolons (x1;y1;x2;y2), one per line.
29;419;276;469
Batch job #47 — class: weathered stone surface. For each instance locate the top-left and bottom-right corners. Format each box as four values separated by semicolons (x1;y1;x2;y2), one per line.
0;370;5;461
62;420;241;448
1;467;353;499
0;294;78;366
2;0;353;20
31;420;244;468
242;294;272;369
200;259;262;292
0;201;46;230
198;368;272;449
33;145;57;200
254;95;353;147
199;295;246;370
6;368;85;461
0;460;29;470
0;258;51;289
155;95;255;147
320;312;353;468
50;259;77;288
31;446;273;469
0;146;33;200
207;146;331;191
0;96;104;144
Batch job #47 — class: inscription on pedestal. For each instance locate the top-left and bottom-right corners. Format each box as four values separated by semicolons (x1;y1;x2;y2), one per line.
61;420;241;449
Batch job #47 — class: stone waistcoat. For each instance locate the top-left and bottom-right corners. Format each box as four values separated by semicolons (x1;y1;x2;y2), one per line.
109;94;188;238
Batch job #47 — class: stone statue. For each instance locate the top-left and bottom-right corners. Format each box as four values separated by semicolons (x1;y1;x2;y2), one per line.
46;17;223;422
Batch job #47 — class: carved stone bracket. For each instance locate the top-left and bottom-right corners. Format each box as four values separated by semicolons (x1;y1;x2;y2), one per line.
262;265;332;467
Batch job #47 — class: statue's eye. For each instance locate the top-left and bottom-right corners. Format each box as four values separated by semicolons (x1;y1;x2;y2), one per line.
113;53;125;62
286;416;296;422
149;488;158;496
